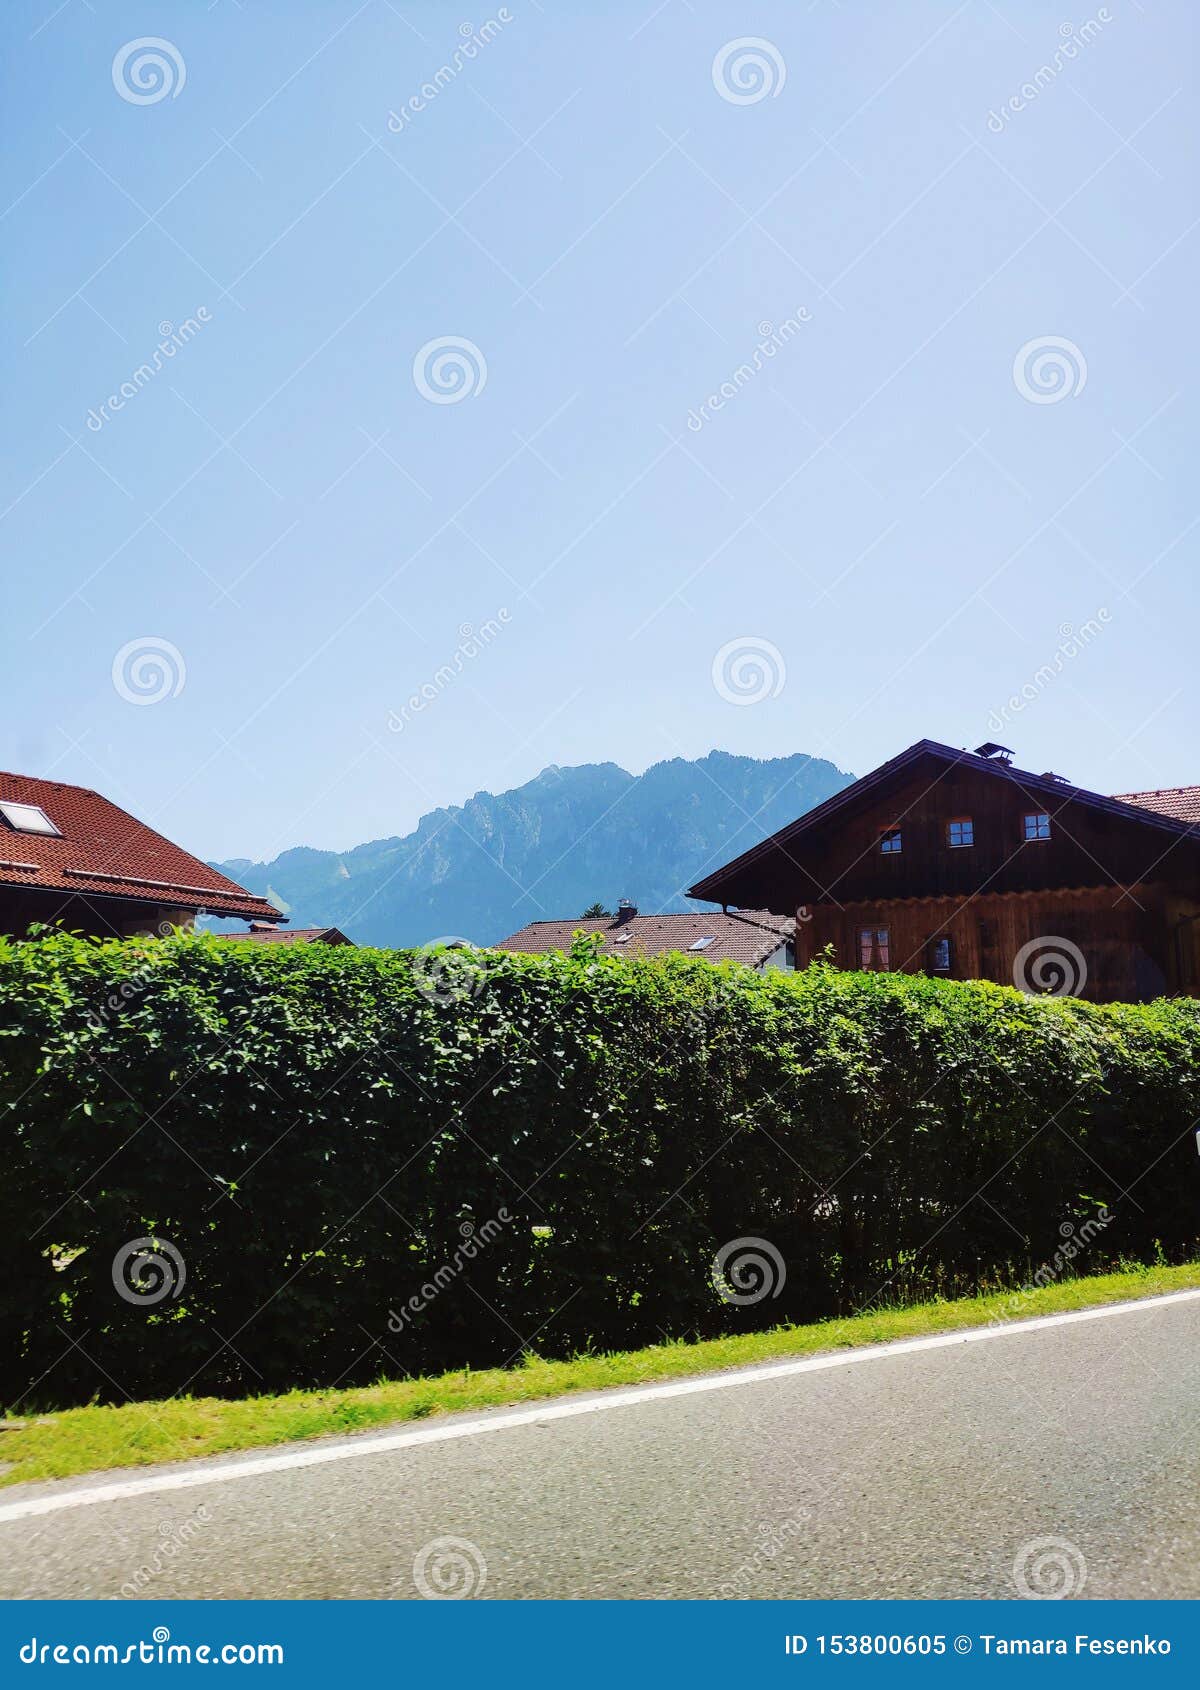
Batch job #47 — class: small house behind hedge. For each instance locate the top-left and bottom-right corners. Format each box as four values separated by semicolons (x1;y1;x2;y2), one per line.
220;922;354;946
498;902;795;971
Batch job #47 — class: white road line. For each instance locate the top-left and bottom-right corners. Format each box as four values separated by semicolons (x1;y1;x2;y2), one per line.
3;1287;1197;1525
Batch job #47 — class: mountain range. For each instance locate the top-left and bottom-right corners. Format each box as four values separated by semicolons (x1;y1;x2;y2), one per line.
212;750;855;949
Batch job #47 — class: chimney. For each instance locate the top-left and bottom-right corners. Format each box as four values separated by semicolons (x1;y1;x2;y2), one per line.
614;898;637;925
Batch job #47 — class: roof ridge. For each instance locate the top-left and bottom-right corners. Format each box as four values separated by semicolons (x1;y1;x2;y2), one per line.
507;910;786;925
689;740;1200;902
0;771;100;799
1114;785;1199;796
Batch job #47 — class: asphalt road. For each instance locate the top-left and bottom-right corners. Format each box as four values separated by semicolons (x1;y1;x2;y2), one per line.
3;1292;1199;1601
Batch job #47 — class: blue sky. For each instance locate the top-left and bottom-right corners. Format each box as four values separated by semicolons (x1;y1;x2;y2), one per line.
1;0;1194;862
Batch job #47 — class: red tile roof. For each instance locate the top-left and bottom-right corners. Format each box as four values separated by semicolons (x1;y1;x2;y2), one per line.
1111;786;1200;826
220;925;353;946
0;771;281;923
496;909;794;968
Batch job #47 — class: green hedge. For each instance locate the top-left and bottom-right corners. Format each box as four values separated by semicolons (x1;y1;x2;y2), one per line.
1;931;1197;1408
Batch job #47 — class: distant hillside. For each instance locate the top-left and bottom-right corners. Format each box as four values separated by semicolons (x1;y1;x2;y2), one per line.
212;750;855;949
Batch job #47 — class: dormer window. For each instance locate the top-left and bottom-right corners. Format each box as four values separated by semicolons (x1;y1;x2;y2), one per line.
0;799;61;836
1022;812;1052;842
947;817;974;848
879;828;902;855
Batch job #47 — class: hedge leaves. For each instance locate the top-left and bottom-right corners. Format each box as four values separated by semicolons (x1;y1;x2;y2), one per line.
1;931;1197;1407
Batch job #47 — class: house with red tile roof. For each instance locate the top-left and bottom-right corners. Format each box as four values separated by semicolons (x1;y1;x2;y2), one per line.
0;771;282;940
497;901;795;971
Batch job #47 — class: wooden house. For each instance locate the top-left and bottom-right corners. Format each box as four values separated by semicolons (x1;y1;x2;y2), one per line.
687;740;1200;1003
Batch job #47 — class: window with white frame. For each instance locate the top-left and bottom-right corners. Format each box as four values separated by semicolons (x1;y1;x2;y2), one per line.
0;800;60;836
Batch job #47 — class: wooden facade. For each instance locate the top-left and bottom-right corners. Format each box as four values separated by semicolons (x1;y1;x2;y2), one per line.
0;888;197;942
688;742;1200;1004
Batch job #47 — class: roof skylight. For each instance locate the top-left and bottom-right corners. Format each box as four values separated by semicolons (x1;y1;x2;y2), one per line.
688;935;716;950
0;800;61;837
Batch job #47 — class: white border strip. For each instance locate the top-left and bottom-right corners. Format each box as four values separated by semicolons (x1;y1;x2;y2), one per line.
3;1287;1197;1525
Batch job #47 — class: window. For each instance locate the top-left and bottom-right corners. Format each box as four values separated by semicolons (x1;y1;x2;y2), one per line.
0;799;60;836
688;935;716;951
1022;812;1051;841
879;828;902;855
930;936;952;972
947;817;974;848
858;927;890;970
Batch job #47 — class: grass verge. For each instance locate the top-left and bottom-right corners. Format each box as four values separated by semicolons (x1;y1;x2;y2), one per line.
4;1260;1199;1490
